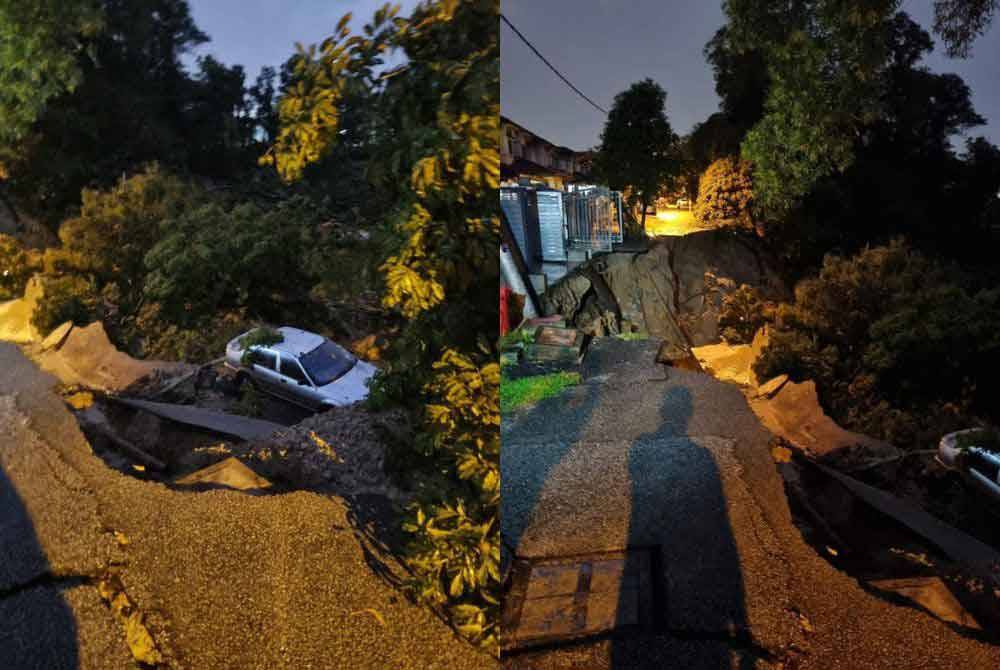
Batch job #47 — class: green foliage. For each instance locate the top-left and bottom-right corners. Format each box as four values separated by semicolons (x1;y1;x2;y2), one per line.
233;381;263;417
133;304;249;363
754;240;1000;446
0;0;103;146
266;0;501;652
23;167;347;362
593;79;680;223
500;371;582;414
693;157;755;231
740;32;863;217
142;197;320;329
0;0;275;225
498;327;534;350
261;8;399;182
933;0;998;56
724;1;898;217
58;166;194;310
718;284;770;344
31;274;98;335
0;234;40;300
238;327;285;365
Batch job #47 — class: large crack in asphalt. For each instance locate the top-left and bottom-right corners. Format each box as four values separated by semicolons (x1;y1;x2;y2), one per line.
0;572;96;601
663;239;695;350
1;391;168;667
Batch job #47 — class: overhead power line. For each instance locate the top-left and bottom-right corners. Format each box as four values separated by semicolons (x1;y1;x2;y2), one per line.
500;13;608;115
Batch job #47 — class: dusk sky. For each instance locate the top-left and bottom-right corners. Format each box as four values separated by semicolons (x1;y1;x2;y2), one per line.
501;0;1000;151
185;0;418;83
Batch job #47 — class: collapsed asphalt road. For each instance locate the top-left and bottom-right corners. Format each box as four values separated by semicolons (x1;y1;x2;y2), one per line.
0;343;494;670
501;338;1000;669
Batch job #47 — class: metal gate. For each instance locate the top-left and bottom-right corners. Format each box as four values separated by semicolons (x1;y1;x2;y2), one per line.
564;186;623;253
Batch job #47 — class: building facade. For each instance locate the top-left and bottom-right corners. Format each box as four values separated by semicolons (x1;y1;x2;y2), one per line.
500;116;592;189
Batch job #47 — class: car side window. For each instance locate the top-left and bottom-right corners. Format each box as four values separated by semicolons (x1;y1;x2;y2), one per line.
249;348;277;370
279;356;309;384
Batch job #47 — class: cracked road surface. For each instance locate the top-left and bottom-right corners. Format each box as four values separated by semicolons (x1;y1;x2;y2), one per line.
0;343;495;670
501;338;1000;669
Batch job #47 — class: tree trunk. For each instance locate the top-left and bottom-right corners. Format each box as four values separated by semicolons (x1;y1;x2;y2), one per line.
639;198;648;232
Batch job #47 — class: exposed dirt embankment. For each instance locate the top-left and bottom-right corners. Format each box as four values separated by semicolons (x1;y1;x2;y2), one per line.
542;230;787;352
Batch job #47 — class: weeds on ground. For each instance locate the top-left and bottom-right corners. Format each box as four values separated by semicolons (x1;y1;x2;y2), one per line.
616;331;648;341
498;327;535;350
500;371;582;413
233;383;262;417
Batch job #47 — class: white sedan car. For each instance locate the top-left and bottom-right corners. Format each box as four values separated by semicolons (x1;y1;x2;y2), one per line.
225;326;377;410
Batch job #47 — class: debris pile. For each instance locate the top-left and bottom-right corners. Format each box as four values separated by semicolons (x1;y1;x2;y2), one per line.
0;275;43;343
233;404;408;498
37;321;188;391
691;326;769;386
542;230;787;348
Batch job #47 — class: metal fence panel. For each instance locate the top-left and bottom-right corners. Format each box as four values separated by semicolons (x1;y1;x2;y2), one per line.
564;186;622;252
500;187;530;259
536;189;567;261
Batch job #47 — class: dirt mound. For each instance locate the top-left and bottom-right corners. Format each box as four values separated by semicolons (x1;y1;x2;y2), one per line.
750;378;898;460
692;326;769;387
0;275;43;343
542;230;786;352
233;404;408;498
37;322;188;391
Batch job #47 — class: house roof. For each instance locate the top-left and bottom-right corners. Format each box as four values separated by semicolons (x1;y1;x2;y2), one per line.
501;116;587;154
501;158;572;180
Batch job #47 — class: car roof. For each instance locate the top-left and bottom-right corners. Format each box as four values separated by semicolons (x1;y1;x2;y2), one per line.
270;327;325;358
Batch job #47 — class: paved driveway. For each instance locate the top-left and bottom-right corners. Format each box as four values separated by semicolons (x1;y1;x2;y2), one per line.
502;338;1000;669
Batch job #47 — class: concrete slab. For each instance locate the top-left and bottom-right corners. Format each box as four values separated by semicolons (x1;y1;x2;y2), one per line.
109;397;285;441
503;436;797;649
502;337;1000;669
174;456;272;492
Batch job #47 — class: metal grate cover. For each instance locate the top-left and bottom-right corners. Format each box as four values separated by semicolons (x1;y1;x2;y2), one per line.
502;548;657;651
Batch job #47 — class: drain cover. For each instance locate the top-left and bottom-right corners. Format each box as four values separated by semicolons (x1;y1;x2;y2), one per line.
502;548;657;650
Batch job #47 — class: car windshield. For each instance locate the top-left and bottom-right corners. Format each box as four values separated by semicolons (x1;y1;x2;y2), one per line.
298;340;357;387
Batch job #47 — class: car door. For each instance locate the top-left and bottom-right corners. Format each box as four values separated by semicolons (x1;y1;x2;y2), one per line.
248;347;281;395
277;353;317;408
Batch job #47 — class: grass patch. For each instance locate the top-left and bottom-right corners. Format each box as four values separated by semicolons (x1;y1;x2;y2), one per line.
500;371;581;413
616;331;648;341
499;327;535;350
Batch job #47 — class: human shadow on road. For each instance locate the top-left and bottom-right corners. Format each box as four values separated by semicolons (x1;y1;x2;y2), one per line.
610;384;752;669
500;377;604;578
0;464;80;670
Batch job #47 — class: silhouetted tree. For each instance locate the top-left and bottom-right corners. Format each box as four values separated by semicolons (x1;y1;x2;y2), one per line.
593;79;680;230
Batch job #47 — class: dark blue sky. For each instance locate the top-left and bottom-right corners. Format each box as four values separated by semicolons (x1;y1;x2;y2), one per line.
501;0;1000;151
185;0;417;82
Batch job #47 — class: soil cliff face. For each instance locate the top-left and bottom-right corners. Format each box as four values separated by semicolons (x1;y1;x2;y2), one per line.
542;230;787;350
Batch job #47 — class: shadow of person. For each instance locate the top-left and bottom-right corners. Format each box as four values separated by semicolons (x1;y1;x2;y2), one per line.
609;384;750;669
501;377;604;580
0;464;80;669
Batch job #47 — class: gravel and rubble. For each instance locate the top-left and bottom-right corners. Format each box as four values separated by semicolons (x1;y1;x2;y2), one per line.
0;342;494;670
231;404;410;499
